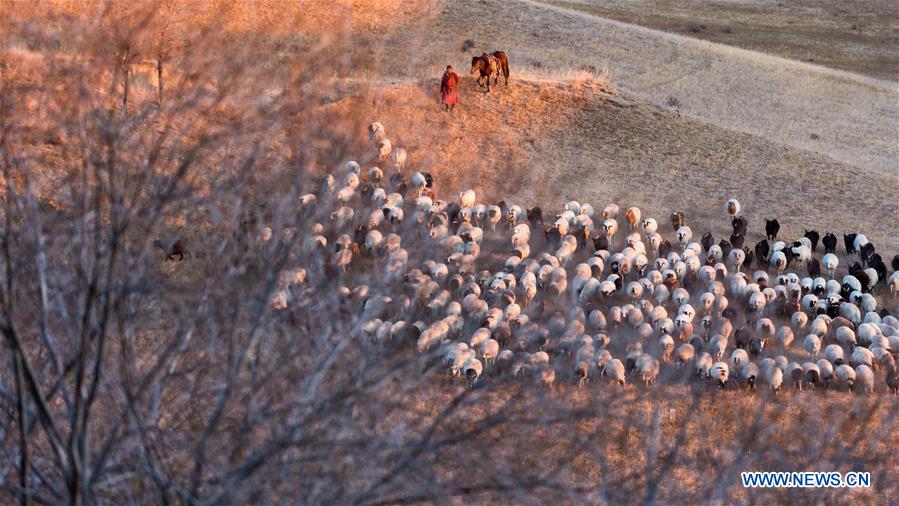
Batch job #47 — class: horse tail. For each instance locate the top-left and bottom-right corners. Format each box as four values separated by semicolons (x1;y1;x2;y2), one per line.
494;51;509;82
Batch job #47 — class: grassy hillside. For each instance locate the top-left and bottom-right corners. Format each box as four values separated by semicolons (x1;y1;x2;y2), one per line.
547;0;899;82
329;0;898;178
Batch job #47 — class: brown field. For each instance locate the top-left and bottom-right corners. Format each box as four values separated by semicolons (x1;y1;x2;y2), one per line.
1;0;897;504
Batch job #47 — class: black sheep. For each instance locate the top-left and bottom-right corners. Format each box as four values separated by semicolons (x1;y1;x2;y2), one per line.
892;254;899;272
732;216;748;236
765;219;780;240
844;233;858;255
804;230;820;252
722;307;737;321
748;337;764;358
743;247;754;271
860;242;875;267
388;171;405;191
545;226;561;248
421;171;434;189
592;232;609;252
734;327;751;349
701;232;714;252
807;257;820;277
445;202;461;225
527;206;544;227
822;232;837;254
872;258;887;284
719;240;733;259
658;240;673;259
755;240;769;267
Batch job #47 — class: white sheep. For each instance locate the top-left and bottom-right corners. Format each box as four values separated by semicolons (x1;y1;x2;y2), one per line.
392;147;407;171
770;251;787;275
761;363;783;393
695;352;713;379
709;334;727;361
410;172;427;196
602;358;626;385
822;253;838;278
368;166;384;187
834;364;856;391
824;344;844;366
803;334;821;357
676;226;692;249
713;361;729;388
463;357;484;384
459;189;476;208
377;138;392;161
636;354;660;385
480;339;500;364
731;349;748;369
854;364;874;394
368;122;386;144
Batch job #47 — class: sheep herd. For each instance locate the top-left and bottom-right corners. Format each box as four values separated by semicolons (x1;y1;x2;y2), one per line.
272;121;899;396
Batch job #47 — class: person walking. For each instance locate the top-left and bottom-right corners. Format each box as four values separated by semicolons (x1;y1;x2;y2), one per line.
440;65;459;112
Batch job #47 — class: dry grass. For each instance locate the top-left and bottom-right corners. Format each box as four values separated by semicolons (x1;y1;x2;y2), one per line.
548;0;899;82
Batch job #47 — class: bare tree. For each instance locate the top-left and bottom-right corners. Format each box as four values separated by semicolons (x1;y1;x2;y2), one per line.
0;3;897;506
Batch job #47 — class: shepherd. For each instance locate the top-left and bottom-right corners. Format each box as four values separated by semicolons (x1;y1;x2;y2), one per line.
441;65;459;112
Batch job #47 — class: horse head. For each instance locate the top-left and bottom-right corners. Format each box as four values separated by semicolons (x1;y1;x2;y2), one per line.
470;56;484;75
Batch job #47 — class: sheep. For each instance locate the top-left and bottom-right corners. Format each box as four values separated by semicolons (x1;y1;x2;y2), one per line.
625;207;641;231
761;363;783;393
770;251;787;275
882;363;899;395
459;189;476;208
602;358;626;385
787;362;804;390
850;346;875;370
713;362;729;388
464;357;484;384
676;226;692;249
636;354;660;385
537;366;556;389
775;326;794;349
731;349;748;369
835;364;856;391
741;362;759;389
368;121;387;144
889;271;899;296
695;352;713;379
726;198;741;218
480;339;500;364
377;138;392;161
816;359;834;387
391;147;407;171
824;344;844;366
803;334;821;357
802;362;820;389
709;334;727;362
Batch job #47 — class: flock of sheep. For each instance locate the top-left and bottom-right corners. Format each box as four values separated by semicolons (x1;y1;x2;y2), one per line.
272;121;899;395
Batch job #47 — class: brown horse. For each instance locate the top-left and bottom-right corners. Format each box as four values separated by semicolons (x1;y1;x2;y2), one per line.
470;51;509;92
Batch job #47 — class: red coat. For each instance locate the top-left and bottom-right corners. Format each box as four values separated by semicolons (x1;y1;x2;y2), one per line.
441;71;459;105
